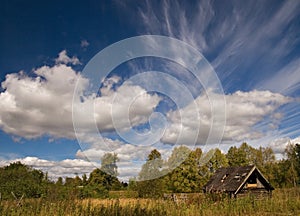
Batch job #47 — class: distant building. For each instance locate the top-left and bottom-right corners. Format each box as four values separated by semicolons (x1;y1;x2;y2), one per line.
203;165;274;198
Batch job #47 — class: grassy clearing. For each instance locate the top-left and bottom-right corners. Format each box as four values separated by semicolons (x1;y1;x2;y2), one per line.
0;188;299;216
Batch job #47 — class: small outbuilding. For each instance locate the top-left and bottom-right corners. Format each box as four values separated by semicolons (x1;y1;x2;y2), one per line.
203;165;274;198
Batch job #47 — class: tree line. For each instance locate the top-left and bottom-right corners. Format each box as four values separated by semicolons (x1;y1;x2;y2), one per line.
0;142;299;200
0;153;125;200
133;142;300;197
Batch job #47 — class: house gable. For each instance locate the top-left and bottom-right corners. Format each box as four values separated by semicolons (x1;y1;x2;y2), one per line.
235;167;274;195
203;165;274;195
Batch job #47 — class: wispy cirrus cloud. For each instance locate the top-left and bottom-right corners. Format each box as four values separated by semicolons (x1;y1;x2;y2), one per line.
134;0;300;92
257;58;300;95
116;0;300;156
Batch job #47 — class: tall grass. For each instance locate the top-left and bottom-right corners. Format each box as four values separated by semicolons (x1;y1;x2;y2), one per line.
0;188;299;215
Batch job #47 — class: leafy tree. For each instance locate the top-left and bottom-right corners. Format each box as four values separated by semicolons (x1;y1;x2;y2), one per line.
74;175;83;186
284;143;300;186
82;173;88;186
239;142;257;164
101;152;119;177
167;145;191;171
293;143;300;178
90;168;121;189
0;162;49;199
206;148;228;173
56;177;63;186
165;146;204;193
139;149;164;181
137;149;166;198
128;178;138;191
65;177;75;186
227;146;243;166
253;146;276;182
226;143;254;166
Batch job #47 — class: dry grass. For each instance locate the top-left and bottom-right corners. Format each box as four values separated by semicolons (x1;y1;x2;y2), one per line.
0;188;299;215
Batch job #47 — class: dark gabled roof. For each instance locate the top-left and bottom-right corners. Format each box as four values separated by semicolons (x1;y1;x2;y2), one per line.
203;165;274;194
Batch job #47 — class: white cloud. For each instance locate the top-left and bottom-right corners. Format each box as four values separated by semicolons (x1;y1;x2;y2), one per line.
0;54;293;174
0;64;86;138
258;58;300;95
0;53;163;180
76;138;174;180
0;58;161;139
134;0;300;93
55;50;81;65
0;157;97;180
100;75;122;96
76;143;149;180
162;90;292;145
138;0;213;52
1;134;299;181
268;136;300;155
121;1;300;156
0;155;146;181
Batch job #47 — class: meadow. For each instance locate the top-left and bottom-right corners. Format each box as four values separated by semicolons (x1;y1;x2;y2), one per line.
0;188;299;216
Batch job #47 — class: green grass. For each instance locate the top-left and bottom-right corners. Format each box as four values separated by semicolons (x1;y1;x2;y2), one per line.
0;188;299;216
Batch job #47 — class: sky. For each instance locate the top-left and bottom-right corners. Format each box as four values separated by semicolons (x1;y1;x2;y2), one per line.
0;0;300;181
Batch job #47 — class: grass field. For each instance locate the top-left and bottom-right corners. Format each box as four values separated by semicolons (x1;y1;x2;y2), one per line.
0;188;299;215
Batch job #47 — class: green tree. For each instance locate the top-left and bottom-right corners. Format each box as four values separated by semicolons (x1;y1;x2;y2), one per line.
139;149;164;181
226;143;256;166
56;177;63;186
101;153;119;177
284;143;300;186
82;173;88;186
165;146;205;193
167;145;191;171
226;146;247;166
74;175;83;186
206;148;228;173
89;168;121;190
137;149;166;198
0;162;49;199
253;146;276;182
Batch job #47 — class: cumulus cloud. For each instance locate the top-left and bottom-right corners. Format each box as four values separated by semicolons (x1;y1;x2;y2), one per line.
76;137;173;180
0;157;97;180
55;50;81;65
0;64;86;138
76;142;149;179
268;136;300;155
0;49;296;180
162;90;292;145
0;58;161;140
0;154;147;181
0;58;292;149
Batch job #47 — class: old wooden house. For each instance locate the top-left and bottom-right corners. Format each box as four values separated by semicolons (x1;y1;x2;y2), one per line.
203;165;274;198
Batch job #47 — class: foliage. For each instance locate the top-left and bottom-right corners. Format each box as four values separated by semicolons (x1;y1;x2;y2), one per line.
101;153;119;177
0;162;49;199
226;144;251;166
136;149;166;198
1;142;300;202
283;143;300;186
166;146;203;193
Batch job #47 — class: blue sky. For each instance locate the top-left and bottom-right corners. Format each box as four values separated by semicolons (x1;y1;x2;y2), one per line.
0;0;300;180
